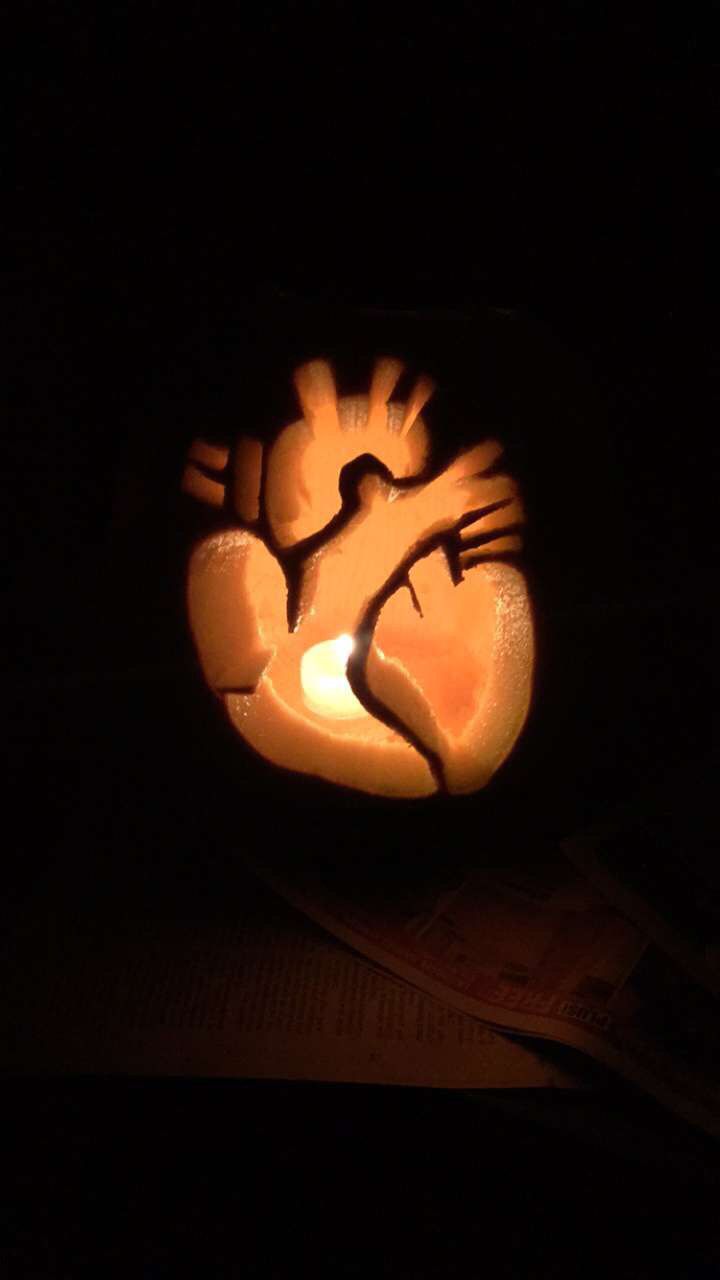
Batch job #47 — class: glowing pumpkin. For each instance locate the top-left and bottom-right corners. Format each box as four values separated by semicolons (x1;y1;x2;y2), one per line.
182;357;533;797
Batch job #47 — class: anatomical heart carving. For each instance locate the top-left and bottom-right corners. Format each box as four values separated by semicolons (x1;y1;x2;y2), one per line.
183;358;534;797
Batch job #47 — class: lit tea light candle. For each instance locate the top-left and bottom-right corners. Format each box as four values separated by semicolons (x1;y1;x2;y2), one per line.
300;634;368;721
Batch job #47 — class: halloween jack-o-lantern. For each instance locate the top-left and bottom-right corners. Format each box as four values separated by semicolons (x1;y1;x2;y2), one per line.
182;358;533;798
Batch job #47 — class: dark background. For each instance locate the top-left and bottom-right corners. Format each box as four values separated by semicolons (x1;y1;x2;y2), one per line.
4;4;717;1277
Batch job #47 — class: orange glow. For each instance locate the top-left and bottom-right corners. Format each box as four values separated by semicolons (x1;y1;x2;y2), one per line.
185;357;534;797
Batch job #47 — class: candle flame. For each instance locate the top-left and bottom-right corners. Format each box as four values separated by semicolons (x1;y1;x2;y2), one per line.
300;634;369;720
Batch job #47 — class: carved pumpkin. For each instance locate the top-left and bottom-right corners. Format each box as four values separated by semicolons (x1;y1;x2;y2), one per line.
182;357;533;797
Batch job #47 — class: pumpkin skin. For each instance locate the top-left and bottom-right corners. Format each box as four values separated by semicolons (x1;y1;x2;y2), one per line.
183;358;533;797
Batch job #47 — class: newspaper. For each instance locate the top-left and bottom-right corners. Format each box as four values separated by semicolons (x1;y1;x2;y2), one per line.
562;755;720;998
241;843;720;1137
1;871;580;1090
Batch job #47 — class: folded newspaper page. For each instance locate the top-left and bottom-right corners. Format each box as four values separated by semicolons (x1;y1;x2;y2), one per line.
562;755;719;998
242;844;720;1137
2;871;580;1090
